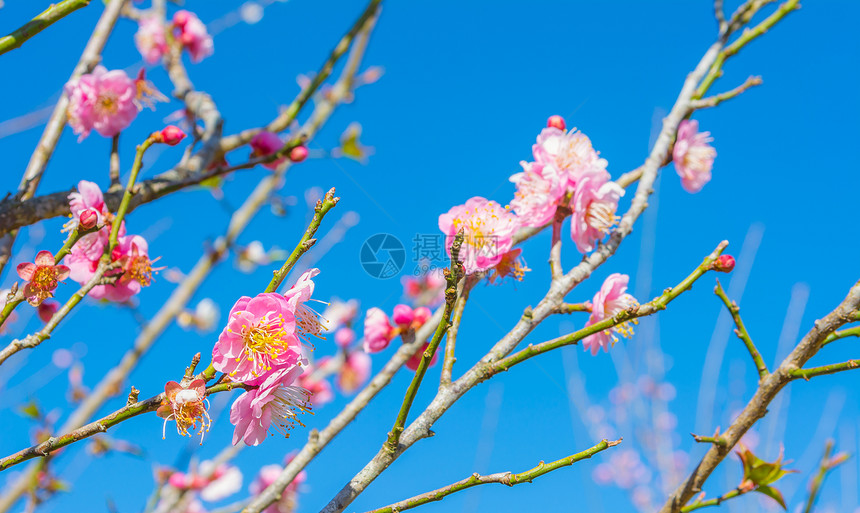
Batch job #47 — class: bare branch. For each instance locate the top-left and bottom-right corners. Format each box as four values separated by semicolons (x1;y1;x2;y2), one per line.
364;439;621;513
0;0;92;56
714;279;769;380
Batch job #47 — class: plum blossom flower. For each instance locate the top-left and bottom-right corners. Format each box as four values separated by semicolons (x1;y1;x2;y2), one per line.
72;234;156;303
402;267;445;306
68;180;108;230
157;379;211;443
438;197;521;275
532;126;608;188
299;366;334;407
17;251;70;306
213;293;303;385
135;15;167;63
178;298;220;332
672;119;716;193
322;298;359;332
336;351;371;394
65;66;138;139
334;327;355;348
229;366;311;446
283;268;326;343
582;273;639;355
250;460;307;513
363;307;393;353
570;170;624;253
250;131;287;170
198;462;243;502
509;160;566;228
173;10;214;63
237;240;271;273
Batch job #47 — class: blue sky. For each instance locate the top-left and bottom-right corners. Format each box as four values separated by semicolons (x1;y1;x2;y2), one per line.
1;1;859;512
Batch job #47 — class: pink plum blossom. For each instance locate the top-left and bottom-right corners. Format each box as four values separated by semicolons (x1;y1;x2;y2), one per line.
135;15;167;63
212;292;303;385
299;366;334;407
283;268;325;343
336;351;371;394
322;298;359;332
391;304;414;327
438;197;520;275
532;126;608;188
37;300;59;323
68;180;107;229
334;327;355;348
198;462;243;501
401;267;445;306
570;169;624;253
17;251;70;306
229;365;311;446
363;307;393;353
173;10;214;63
250;460;307;513
672;119;716;193
509;160;566;228
582;273;639;355
250;131;287;170
65;233;155;302
64;66;138;139
413;306;431;326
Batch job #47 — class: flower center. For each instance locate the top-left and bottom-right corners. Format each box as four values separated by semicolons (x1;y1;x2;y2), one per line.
238;315;292;376
97;93;118;115
586;200;618;235
127;255;153;286
32;266;58;290
683;145;716;171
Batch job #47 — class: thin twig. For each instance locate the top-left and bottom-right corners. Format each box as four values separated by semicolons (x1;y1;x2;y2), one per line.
0;0;92;56
440;276;473;387
364;439;621;513
691;76;763;109
714;279;769;380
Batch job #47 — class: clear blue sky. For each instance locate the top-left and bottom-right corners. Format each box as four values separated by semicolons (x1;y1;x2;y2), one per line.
1;1;859;512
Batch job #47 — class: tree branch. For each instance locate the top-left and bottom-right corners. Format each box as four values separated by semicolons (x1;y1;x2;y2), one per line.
364;439;621;513
0;0;92;56
714;279;769;380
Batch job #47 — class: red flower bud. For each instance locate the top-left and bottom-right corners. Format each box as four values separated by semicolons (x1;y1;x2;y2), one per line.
37;300;59;323
547;115;566;131
158;125;186;146
713;254;735;273
289;145;309;163
78;208;99;230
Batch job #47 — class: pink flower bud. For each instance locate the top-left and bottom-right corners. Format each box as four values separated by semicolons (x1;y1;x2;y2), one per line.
78;208;99;230
158;125;186;146
713;254;735;273
334;327;356;348
412;306;432;326
289;145;309;163
37;300;59;323
173;10;191;28
392;304;414;326
547;115;566;131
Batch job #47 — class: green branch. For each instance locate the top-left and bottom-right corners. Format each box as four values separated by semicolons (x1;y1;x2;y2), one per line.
385;231;464;453
264;187;339;294
490;241;728;373
714;279;769;380
681;488;744;512
366;438;620;513
0;0;91;57
791;359;860;381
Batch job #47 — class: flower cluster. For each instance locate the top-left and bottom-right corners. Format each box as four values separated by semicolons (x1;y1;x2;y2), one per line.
206;270;327;446
250;131;310;170
362;304;436;370
173;10;214;63
438;115;717;276
153;461;243;513
63;181;161;302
